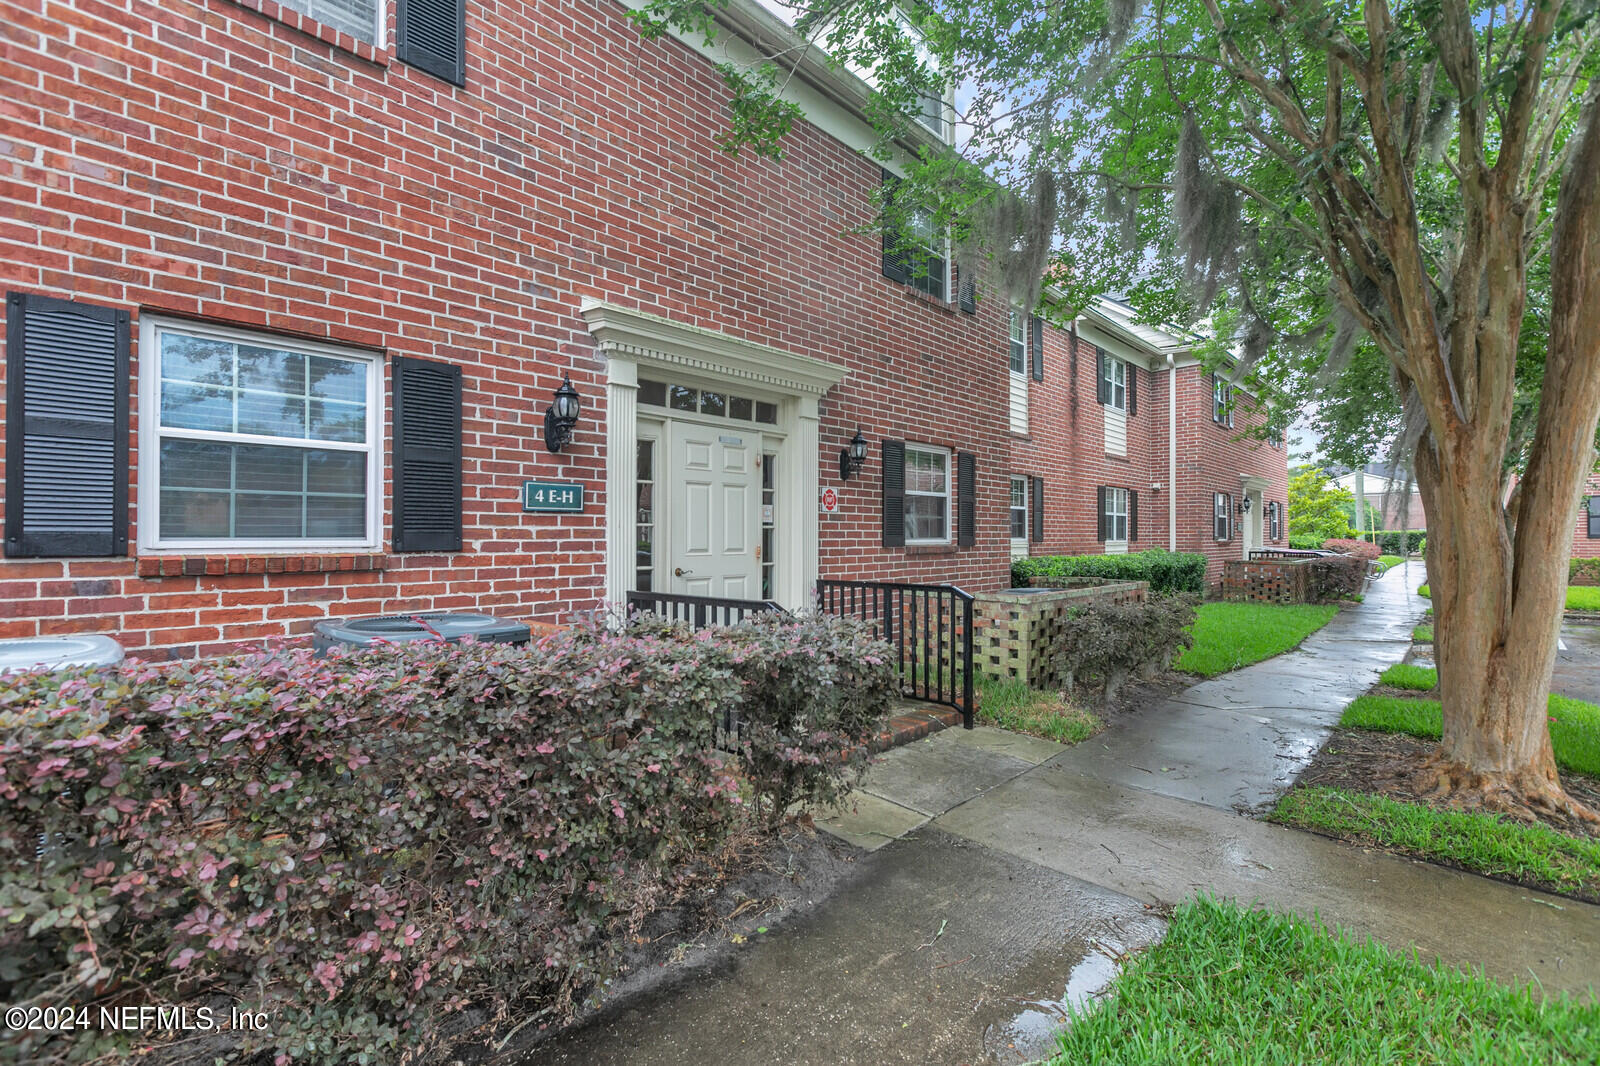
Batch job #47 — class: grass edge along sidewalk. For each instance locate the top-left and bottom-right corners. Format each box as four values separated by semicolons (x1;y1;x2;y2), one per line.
1052;896;1600;1066
1175;602;1339;678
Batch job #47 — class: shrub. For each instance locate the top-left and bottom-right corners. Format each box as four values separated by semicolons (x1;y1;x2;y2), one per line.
1372;530;1427;556
1051;594;1198;701
1309;555;1368;601
0;614;894;1066
1321;537;1380;560
1417;535;1427;557
1572;557;1600;586
1012;549;1208;595
1288;534;1326;550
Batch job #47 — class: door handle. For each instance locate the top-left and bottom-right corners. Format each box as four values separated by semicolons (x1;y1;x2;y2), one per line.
674;567;693;577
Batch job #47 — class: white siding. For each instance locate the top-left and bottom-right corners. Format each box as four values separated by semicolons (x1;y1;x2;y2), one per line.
1009;372;1029;434
1104;406;1126;456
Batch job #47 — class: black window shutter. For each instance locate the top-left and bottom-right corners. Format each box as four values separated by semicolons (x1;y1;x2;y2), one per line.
4;292;128;558
881;439;905;547
1128;364;1137;416
1096;347;1108;404
1096;486;1107;541
1029;315;1044;381
1029;476;1044;543
958;269;976;314
397;0;466;86
392;355;463;552
1129;490;1139;542
956;451;975;547
880;171;911;285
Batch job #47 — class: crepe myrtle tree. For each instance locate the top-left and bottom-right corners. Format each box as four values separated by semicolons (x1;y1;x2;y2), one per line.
632;0;1600;820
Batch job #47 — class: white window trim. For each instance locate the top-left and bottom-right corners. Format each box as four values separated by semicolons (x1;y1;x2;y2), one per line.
1213;379;1234;426
904;442;953;545
1008;310;1027;375
137;316;384;554
1103;486;1129;544
1008;475;1029;550
1101;354;1128;411
1214;492;1233;542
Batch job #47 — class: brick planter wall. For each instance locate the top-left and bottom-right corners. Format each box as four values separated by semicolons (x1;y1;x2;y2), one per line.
1222;557;1315;603
974;579;1147;689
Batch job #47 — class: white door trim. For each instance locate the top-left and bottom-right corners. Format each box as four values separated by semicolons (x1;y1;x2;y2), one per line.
583;301;847;611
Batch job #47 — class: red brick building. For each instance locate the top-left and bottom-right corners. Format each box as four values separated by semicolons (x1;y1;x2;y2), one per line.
1575;471;1600;560
0;0;1285;658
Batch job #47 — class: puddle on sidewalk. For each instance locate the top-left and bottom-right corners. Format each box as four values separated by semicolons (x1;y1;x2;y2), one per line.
976;936;1134;1064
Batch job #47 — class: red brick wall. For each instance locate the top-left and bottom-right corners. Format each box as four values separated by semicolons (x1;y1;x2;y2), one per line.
0;0;1015;657
1170;365;1290;585
1574;472;1600;560
1009;325;1164;555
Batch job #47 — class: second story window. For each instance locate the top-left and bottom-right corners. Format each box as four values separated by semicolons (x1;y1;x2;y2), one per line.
881;172;948;302
1213;377;1234;427
1009;310;1027;374
1098;351;1128;410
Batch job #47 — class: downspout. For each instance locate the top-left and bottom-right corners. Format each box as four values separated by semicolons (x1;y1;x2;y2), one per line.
1168;351;1177;551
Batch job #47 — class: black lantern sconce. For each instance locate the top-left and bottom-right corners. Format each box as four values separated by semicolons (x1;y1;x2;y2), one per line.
839;428;868;480
1236;496;1253;516
543;375;582;453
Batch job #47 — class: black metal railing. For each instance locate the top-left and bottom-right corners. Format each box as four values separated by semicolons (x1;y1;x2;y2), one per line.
815;579;974;728
625;590;785;629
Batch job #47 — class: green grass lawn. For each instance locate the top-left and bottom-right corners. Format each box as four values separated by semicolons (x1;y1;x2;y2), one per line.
1418;583;1430;598
1570;586;1600;611
976;675;1101;744
1174;602;1339;677
1273;788;1600;902
1377;554;1405;570
1052;896;1599;1065
1412;623;1434;642
1378;663;1438;691
1415;583;1600;611
1341;692;1600;776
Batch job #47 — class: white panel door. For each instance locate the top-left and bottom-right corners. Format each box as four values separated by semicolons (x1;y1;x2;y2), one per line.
670;422;759;598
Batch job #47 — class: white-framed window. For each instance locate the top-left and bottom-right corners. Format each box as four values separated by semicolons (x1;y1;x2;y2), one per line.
137;317;383;552
1100;354;1128;410
1213;377;1234;426
1103;486;1128;542
904;443;952;544
1267;500;1281;541
1214;492;1233;541
1008;308;1029;434
636;438;656;592
1009;475;1029;540
905;204;949;301
280;0;383;45
1008;309;1027;374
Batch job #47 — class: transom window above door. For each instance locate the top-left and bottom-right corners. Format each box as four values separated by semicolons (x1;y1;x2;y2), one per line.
638;378;778;425
138;318;382;551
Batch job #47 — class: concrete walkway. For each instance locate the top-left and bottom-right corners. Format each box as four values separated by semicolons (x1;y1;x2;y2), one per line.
526;567;1600;1064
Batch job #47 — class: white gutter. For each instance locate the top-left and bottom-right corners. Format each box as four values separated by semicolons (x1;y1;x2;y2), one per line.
1169;351;1178;551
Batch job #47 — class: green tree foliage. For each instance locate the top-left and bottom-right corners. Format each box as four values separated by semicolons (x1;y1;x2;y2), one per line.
1289;468;1357;543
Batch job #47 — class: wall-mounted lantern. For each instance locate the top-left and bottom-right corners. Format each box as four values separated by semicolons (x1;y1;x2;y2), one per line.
839;427;868;480
1236;496;1253;516
544;375;582;453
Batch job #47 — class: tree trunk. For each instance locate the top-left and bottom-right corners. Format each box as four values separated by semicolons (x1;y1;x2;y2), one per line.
1411;90;1600;827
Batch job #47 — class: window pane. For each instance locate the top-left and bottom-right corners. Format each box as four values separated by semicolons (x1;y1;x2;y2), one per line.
669;385;697;412
636;439;653;482
639;380;667;407
160;439;233;489
904;495;946;541
234;444;304;493
278;0;378;43
237;346;305;394
699;390;726;417
161;334;232;387
755;401;778;424
907;450;947;492
1010;479;1026;507
309;399;366;443
162;383;233;432
235;492;304;538
306;496;365;538
237;389;307;438
1010;508;1027;538
160;489;231;539
305;450;366;495
730;395;753;421
308;355;365;401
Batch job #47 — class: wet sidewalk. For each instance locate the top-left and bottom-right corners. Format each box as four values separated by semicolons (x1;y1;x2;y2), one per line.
523;568;1598;1065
